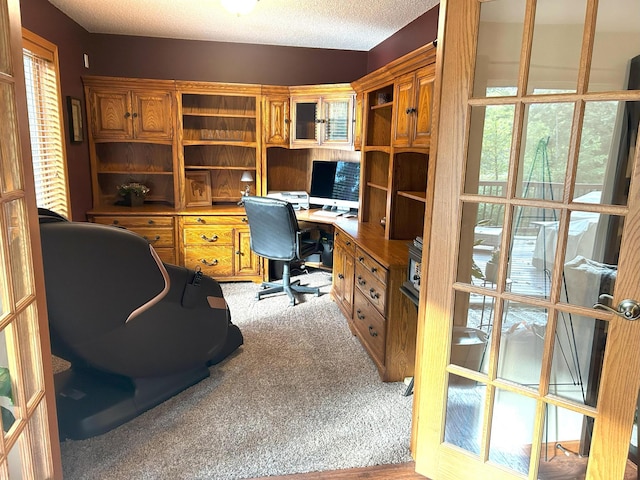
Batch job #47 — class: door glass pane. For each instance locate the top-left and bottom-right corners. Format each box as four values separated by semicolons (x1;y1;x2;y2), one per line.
510;206;561;298
562;213;621;308
0;326;18;435
4;199;34;303
458;202;505;289
576;101;638;206
0;0;10;75
7;429;25;479
324;100;349;142
589;2;640;92
465;105;515;195
294;102;317;140
15;304;43;403
0;82;23;193
538;404;591;478
497;301;548;388
527;0;587;95
516;103;574;200
473;0;525;98
550;314;608;407
444;376;486;456
488;388;537;475
27;400;53;479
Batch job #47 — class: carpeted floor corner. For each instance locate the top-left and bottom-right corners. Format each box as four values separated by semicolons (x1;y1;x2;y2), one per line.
59;271;414;479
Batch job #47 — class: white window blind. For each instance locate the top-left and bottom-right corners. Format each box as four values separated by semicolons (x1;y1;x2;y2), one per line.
22;33;70;218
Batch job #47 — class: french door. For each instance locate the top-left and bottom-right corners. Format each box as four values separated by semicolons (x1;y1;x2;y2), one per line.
413;0;640;479
0;0;61;477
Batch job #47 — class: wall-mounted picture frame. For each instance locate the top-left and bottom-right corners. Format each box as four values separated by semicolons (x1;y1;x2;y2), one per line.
67;96;84;143
185;171;212;207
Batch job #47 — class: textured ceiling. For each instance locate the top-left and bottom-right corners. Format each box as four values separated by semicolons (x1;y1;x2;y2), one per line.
47;0;441;51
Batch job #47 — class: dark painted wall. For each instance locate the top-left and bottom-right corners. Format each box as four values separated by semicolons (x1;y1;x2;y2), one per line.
19;0;440;220
20;0;94;220
367;5;439;72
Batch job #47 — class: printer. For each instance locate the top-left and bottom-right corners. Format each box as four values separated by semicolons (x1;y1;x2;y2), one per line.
266;191;310;210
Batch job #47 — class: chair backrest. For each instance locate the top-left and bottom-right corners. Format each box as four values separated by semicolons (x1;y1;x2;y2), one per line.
243;196;300;261
39;221;167;348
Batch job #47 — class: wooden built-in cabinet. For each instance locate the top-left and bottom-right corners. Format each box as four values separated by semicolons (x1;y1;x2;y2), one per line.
179;213;260;282
84;77;178;210
178;82;262;205
352;43;436;241
289;84;355;149
331;221;417;382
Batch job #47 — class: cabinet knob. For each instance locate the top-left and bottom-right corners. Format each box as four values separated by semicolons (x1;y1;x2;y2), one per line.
201;234;218;242
358;256;364;263
345;241;351;246
112;219;119;225
132;112;138;118
338;273;344;279
406;108;411;114
124;112;131;118
147;219;155;225
371;267;377;273
368;326;378;337
143;235;161;243
242;217;248;223
201;259;218;266
196;217;205;223
235;250;242;255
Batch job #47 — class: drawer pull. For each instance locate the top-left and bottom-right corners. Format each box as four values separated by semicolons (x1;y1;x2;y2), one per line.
371;266;377;273
112;219;119;225
143;235;161;243
368;326;378;337
358;256;365;263
235;250;242;255
196;217;205;224
200;259;219;267
356;309;365;320
345;241;351;246
369;288;380;299
242;217;248;223
337;273;344;279
147;219;155;225
201;234;218;242
357;276;366;286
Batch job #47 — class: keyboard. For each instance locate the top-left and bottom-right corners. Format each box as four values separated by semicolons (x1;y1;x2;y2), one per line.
310;210;343;218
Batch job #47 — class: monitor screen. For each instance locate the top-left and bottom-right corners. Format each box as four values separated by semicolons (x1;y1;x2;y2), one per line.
309;160;360;211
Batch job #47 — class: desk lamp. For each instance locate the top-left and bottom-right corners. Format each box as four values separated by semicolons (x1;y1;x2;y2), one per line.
237;171;254;206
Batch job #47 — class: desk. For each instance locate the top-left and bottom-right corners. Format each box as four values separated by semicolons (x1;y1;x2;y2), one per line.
296;208;351;225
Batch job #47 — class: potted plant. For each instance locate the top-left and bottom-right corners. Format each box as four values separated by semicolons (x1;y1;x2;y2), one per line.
117;182;149;207
0;367;14;432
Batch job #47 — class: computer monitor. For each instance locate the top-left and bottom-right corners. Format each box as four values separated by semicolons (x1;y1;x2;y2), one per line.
309;160;360;212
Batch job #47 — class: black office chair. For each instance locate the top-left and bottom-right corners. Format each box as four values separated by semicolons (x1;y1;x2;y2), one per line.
243;196;320;306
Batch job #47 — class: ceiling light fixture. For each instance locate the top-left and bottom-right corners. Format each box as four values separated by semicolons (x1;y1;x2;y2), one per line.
221;0;258;16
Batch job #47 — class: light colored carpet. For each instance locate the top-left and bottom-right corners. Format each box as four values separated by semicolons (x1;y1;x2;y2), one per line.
59;271;414;479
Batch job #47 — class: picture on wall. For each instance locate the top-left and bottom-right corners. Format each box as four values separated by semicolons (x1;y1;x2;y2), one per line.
185;171;212;207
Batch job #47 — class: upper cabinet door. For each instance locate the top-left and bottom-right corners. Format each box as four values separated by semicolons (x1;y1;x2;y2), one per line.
393;66;434;149
89;89;133;139
131;90;173;140
320;96;353;146
411;66;434;149
263;95;290;146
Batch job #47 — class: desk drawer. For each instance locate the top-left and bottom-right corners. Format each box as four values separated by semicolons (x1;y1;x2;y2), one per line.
334;228;356;256
126;227;175;248
355;247;387;285
183;226;234;246
353;289;386;365
184;246;234;276
93;215;174;228
182;215;248;226
355;262;386;316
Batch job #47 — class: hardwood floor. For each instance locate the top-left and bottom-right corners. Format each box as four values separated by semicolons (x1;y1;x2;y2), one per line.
250;462;428;479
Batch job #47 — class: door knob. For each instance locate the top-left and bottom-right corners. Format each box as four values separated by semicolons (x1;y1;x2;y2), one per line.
594;294;640;321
